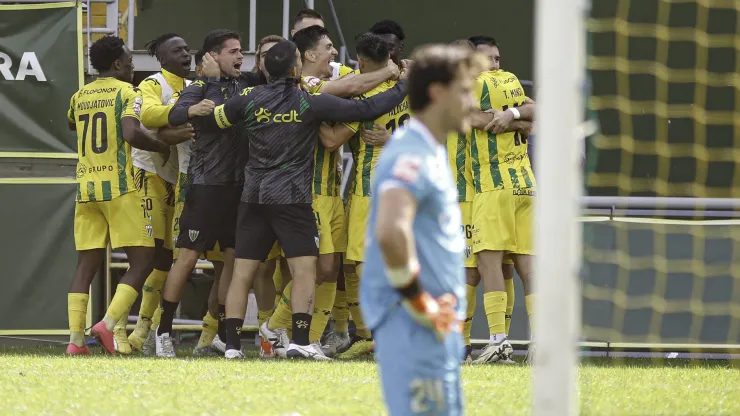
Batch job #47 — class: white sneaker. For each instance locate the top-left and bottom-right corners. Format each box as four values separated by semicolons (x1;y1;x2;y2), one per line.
224;349;244;360
155;332;176;358
259;321;289;358
286;342;331;360
498;357;518;365
142;325;157;356
211;334;226;353
321;332;350;357
472;338;513;364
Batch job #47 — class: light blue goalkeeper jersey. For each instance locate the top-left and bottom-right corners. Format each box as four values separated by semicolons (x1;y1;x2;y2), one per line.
360;118;466;331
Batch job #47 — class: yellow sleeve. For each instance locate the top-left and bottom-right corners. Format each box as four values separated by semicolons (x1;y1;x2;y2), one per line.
67;93;76;124
301;76;325;94
342;121;361;133
339;64;355;78
138;77;172;129
474;74;486;111
121;86;143;122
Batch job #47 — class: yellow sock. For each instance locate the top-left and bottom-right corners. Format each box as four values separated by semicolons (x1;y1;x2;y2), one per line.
103;284;139;331
463;284;477;346
332;289;349;333
347;263;371;339
68;293;89;347
505;278;515;336
273;262;283;307
258;307;274;328
268;280;293;330
525;294;536;334
196;311;219;348
152;305;162;328
138;269;168;319
483;291;507;338
309;281;337;342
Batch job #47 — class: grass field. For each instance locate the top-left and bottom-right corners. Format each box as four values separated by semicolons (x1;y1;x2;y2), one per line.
0;344;738;415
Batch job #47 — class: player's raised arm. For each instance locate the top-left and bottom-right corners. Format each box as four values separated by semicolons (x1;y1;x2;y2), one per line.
306;80;406;123
318;60;398;97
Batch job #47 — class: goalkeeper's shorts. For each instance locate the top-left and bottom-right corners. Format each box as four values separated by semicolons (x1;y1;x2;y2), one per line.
373;306;463;416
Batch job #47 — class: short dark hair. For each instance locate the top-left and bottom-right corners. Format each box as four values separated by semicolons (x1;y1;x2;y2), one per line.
293;25;330;59
264;40;298;79
355;32;389;63
194;50;206;66
89;35;126;72
144;32;181;58
407;44;486;112
201;29;241;53
294;8;323;24
468;35;497;47
369;20;405;41
450;39;475;51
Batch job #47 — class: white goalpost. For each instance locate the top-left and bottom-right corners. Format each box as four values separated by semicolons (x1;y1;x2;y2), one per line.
533;0;586;415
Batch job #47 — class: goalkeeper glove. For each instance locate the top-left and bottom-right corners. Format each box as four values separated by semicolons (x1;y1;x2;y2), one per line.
388;263;460;342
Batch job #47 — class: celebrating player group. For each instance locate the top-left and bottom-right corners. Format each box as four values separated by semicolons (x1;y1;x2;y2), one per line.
66;8;536;415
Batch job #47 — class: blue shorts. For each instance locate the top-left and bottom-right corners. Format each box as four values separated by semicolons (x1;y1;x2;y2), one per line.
373;305;464;416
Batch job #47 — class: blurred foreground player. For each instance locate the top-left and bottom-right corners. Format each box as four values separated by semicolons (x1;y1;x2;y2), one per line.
361;44;486;415
66;36;170;355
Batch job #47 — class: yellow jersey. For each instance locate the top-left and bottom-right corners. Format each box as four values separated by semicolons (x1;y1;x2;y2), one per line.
301;73;346;196
67;77;142;202
470;70;535;192
344;80;410;197
447;131;475;202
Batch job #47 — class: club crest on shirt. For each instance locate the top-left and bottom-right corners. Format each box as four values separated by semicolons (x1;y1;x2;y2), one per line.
189;229;199;242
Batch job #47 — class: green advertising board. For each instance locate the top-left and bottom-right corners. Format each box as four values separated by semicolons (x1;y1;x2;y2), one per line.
0;2;82;157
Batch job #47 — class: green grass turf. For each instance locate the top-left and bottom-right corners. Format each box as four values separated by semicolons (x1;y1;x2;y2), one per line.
0;345;737;415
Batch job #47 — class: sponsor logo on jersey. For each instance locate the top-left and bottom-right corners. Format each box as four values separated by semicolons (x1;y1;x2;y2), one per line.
191;80;205;87
133;97;143;116
391;154;421;183
0;51;46;81
303;76;321;88
512;189;536;196
465;245;472;259
255;108;272;123
503;152;529;164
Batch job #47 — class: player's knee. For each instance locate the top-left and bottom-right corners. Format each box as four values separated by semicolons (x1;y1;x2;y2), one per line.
176;248;200;269
465;268;481;286
316;254;338;284
502;263;515;280
153;246;173;271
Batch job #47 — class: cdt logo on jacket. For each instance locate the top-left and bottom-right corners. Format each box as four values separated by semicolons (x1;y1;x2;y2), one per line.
0;51;46;81
254;108;302;123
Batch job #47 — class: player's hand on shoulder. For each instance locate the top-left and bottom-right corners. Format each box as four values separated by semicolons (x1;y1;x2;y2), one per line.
361;124;391;146
188;99;215;118
201;53;220;78
403;291;460;342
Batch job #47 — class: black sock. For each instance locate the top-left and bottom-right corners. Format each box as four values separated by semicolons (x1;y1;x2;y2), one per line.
158;299;179;335
217;304;226;341
224;318;243;351
292;313;312;346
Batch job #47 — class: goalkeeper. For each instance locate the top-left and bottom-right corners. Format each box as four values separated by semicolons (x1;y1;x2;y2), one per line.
360;44;486;415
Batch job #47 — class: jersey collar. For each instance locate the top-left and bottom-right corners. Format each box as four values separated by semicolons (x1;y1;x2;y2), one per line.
408;118;443;150
161;68;185;90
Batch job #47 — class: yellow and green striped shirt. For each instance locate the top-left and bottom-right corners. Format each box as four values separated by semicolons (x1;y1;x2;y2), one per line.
471;70;536;193
68;77;142;202
447;131;475;202
344;80;410;197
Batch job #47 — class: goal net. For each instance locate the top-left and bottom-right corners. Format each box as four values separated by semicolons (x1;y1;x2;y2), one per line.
536;0;740;414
